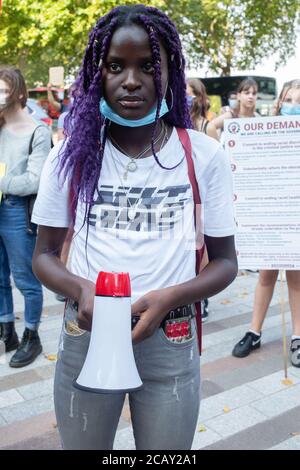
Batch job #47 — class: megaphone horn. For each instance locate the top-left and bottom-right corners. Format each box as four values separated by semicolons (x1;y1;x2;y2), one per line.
74;271;143;393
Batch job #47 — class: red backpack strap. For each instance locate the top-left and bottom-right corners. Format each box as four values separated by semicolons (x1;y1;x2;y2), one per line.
176;127;204;354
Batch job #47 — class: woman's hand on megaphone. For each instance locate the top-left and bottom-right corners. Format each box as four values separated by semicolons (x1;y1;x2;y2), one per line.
131;289;173;344
77;278;95;331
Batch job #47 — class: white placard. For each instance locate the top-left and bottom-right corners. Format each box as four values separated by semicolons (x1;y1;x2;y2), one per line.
224;116;300;270
49;66;64;87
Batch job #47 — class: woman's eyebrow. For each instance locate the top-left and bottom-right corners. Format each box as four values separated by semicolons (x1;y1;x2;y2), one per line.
106;55;153;62
104;56;124;63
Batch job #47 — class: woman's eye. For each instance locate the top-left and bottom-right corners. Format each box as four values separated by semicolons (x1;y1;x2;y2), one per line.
143;62;154;73
108;63;122;72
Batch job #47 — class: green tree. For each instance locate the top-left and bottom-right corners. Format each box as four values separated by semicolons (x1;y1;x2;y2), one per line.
0;0;299;83
165;0;300;75
0;0;162;85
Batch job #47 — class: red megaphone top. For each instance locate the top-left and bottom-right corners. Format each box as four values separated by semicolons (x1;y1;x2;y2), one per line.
95;271;131;297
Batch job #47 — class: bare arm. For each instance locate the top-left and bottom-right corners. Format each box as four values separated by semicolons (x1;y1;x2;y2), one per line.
131;235;238;342
206;122;219;141
210;111;232;131
32;226;94;331
47;84;61;113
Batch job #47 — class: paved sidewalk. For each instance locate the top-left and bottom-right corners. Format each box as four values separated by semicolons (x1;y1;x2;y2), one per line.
1;271;299;450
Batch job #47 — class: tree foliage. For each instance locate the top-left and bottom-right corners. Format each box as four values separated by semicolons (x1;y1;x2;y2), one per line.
0;0;299;84
165;0;300;75
0;0;162;85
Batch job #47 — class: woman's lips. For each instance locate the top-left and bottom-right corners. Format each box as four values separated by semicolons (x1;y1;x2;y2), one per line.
118;97;144;108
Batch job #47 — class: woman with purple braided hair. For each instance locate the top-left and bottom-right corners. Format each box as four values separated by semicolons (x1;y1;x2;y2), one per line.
32;4;237;450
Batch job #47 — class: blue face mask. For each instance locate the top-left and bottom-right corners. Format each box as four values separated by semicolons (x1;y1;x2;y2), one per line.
186;95;194;107
229;99;237;109
99;97;169;127
280;102;300;116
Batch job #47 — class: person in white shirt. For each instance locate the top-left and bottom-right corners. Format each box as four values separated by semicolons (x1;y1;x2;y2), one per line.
32;4;237;450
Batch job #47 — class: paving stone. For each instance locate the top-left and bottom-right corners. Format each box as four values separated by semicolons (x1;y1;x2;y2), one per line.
210;353;285;391
17;378;54;400
289;367;300;379
203;405;300;450
2;430;61;450
203;405;266;438
0;394;54;425
0;414;7;426
270;434;300;450
113;426;135;450
0;369;42;393
201;379;224;399
199;384;263;421
0;353;51;378
35;364;56;380
251;383;300;418
0;410;56;448
191;426;222;449
247;369;300;395
0;389;24;409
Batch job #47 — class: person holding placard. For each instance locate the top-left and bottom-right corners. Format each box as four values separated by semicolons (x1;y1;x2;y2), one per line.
211;77;259;132
232;79;300;368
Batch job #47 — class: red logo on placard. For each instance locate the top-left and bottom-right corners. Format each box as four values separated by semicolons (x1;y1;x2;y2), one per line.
228;140;235;148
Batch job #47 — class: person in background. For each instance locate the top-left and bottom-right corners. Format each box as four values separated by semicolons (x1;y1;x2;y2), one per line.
0;66;51;367
57;111;69;141
186;78;219;140
186;78;219;322
206;98;217;121
56;85;75;141
47;83;72;116
212;78;259;132
220;90;237;115
232;79;300;366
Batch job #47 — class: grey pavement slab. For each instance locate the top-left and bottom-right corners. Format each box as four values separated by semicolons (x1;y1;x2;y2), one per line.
202;405;300;450
2;430;61;450
191;426;222;450
199;384;264;422
203;405;267;439
251;383;300;418
114;427;135;450
0;389;24;409
0;394;54;426
247;368;300;395
17;378;54;400
209;351;288;391
270;434;300;450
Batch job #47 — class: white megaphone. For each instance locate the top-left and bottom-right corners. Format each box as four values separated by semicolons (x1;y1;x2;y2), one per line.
74;271;143;393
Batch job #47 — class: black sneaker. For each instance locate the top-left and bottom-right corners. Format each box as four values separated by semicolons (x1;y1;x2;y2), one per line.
290;338;300;368
9;328;42;368
232;331;261;358
202;299;209;323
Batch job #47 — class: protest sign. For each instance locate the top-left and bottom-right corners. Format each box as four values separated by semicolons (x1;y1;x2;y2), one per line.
49;66;64;87
224;116;300;270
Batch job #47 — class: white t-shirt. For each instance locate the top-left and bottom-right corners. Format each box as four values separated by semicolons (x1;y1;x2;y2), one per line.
32;128;235;302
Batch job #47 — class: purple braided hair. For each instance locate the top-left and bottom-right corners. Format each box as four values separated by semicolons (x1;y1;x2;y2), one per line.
59;4;192;223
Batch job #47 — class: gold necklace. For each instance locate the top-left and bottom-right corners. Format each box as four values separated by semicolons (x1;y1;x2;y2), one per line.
108;122;165;180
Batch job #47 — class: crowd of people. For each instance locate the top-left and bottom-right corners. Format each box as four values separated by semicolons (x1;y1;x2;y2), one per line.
0;3;299;450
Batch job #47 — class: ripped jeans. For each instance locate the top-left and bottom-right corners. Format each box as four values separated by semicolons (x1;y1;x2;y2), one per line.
54;308;200;450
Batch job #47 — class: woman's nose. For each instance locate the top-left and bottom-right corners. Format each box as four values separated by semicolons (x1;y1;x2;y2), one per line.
122;69;141;90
